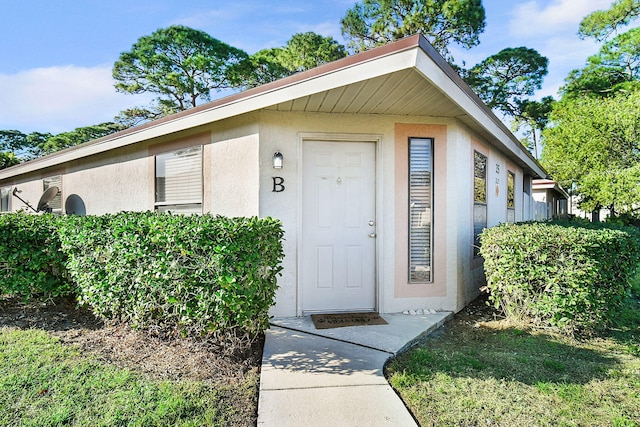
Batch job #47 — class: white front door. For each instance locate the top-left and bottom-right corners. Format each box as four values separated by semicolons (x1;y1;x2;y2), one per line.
301;140;377;313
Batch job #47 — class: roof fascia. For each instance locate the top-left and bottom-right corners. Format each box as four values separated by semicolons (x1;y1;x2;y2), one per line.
0;34;549;181
413;38;547;178
0;38;422;180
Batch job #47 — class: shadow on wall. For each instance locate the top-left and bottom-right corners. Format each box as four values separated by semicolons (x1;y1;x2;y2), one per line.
65;194;86;216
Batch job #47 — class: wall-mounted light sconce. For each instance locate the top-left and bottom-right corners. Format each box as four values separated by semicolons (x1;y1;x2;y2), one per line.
273;151;283;169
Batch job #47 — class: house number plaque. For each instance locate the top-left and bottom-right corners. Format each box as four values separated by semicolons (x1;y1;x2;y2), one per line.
272;177;285;192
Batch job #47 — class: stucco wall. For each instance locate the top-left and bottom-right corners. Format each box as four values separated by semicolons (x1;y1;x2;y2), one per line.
64;145;150;215
5;177;47;213
393;123;452;309
255;110;527;317
1;121;261;217
257;110;401;316
207;136;259;216
0;108;537;318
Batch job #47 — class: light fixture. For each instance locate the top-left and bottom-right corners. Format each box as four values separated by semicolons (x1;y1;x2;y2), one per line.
273;151;283;169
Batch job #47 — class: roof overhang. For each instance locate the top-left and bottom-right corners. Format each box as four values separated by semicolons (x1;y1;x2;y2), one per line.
0;34;548;181
533;179;570;199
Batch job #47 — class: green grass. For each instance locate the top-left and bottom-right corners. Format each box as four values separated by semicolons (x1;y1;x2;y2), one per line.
0;328;257;427
388;286;640;427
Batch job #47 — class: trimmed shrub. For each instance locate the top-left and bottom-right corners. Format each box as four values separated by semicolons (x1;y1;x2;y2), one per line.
0;213;73;298
480;221;640;334
57;212;284;342
607;212;640;228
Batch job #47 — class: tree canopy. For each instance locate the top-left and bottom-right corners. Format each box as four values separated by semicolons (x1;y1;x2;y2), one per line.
463;47;549;116
113;25;248;115
0;151;20;169
277;32;347;72
0;124;124;169
40;123;125;155
541;91;640;214
0;130;49;163
340;0;486;59
541;0;640;217
579;0;640;41
510;96;555;159
4;6;555;164
242;32;347;88
563;26;640;98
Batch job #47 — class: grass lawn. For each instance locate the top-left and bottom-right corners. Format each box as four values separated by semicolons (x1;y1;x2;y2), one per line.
0;317;259;427
387;280;640;427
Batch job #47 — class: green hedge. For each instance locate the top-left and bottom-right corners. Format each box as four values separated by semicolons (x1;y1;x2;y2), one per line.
57;212;284;340
0;213;73;298
480;221;640;333
0;212;284;341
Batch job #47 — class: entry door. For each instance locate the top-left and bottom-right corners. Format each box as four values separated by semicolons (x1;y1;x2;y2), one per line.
301;140;376;313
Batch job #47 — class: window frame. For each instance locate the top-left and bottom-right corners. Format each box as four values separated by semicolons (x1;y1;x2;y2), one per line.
154;145;203;214
408;137;434;284
0;186;11;212
523;174;532;195
507;170;516;223
473;150;488;258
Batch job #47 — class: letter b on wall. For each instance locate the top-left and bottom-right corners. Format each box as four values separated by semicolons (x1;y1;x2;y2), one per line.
272;177;285;192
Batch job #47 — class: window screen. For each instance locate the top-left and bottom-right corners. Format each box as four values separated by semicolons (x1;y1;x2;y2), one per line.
409;138;433;283
0;187;10;212
155;146;202;214
43;176;62;213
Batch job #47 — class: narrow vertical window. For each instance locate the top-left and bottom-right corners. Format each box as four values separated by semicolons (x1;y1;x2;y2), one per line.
0;187;10;212
155;145;203;214
507;171;515;223
473;151;487;257
43;176;62;213
523;174;531;195
409;137;433;283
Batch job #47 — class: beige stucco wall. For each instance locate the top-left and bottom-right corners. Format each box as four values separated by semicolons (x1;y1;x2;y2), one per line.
0;108;537;318
209;115;260;217
257;110;400;316
64;145;150;215
1;120;262;217
393;123;451;309
5;176;47;213
255;110;529;317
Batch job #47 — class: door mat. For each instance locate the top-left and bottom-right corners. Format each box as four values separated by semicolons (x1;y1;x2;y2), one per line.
311;312;388;329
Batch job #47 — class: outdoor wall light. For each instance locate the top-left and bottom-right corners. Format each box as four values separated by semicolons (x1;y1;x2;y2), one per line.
273;151;283;169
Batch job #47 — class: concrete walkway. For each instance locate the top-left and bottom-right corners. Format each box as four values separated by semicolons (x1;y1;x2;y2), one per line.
257;312;452;426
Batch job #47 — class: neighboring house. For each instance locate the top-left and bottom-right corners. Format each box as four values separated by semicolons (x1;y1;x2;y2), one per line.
532;179;569;220
567;194;613;222
0;35;551;317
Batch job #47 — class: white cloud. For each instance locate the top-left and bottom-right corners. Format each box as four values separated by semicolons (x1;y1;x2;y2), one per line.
171;1;344;54
543;35;600;69
0;65;152;133
509;0;612;38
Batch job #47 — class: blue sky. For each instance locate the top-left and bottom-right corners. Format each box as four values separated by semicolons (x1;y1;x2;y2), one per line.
0;0;612;133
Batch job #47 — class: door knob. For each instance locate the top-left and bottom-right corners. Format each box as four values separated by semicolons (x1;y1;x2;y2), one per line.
368;220;375;226
369;232;377;238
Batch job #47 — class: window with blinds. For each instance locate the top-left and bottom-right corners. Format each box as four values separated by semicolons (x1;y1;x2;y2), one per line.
473;151;487;257
155;146;202;214
409;138;433;283
0;187;10;212
43;175;62;213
